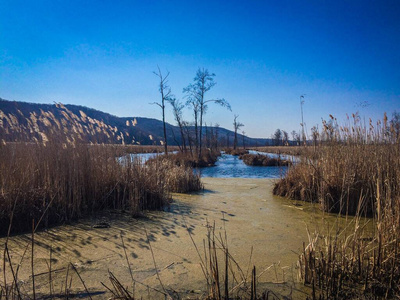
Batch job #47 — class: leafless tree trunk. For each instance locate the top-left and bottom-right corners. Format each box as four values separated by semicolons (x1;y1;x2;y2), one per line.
167;98;187;152
151;66;172;155
233;115;244;150
184;68;231;158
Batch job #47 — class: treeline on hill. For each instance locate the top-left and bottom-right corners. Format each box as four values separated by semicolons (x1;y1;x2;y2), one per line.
0;98;270;147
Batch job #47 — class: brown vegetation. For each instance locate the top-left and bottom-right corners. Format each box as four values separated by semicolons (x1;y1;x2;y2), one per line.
147;150;220;169
249;146;305;157
273;114;400;216
145;154;203;193
0;142;202;236
113;145;180;156
274;113;400;298
240;154;291;167
223;148;249;156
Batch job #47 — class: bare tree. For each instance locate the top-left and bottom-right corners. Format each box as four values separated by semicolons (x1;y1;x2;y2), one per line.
311;125;319;147
205;123;211;148
291;130;298;145
151;66;172;155
184;68;231;157
390;111;400;142
273;129;282;146
184;92;200;153
282;130;289;146
213;123;220;150
233;115;244;150
167;97;187;152
182;120;194;154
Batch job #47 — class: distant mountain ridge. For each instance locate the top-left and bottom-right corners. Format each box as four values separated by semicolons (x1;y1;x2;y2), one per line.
0;98;271;146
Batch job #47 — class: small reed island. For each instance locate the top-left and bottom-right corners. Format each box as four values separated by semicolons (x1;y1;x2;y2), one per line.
239;153;291;166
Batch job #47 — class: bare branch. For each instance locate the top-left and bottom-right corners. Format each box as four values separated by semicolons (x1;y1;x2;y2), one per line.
149;102;163;109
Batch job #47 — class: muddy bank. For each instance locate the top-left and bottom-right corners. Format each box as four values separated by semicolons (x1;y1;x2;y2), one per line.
1;178;371;299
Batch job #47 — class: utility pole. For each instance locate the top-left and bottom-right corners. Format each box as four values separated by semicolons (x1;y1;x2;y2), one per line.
300;95;306;145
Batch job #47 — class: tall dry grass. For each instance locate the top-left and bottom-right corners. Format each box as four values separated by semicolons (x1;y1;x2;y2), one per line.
0;142;203;235
0;141;205;298
147;149;220;169
145;154;203;193
114;145;181;156
274;114;400;216
240;154;291;167
273;113;400;298
223;148;249;156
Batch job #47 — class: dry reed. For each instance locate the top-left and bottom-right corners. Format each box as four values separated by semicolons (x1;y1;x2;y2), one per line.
0;142;173;235
147;150;220;169
224;148;249;156
273;113;400;298
240;154;291;167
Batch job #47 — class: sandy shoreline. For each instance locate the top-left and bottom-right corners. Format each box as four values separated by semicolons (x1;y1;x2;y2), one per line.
2;178;332;298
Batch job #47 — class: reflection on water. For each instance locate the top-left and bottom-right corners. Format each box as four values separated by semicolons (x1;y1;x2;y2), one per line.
199;153;288;178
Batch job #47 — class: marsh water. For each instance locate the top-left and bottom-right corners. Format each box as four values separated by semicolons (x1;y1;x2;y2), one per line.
128;150;293;179
199;151;290;178
4;152;373;299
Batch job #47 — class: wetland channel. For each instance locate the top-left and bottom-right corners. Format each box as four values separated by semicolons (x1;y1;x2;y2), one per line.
2;154;372;299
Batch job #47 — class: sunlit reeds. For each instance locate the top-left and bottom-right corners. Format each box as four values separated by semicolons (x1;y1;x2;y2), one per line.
273;113;400;298
0;142;171;235
147;150;220;169
240;154;291;167
224;148;249;156
145;154;204;193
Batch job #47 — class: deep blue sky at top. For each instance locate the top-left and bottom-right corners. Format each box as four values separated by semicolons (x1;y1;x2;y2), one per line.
1;0;399;137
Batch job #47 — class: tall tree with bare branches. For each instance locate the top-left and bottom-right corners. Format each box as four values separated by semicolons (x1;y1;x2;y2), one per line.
184;68;231;157
167;97;187;152
233;115;244;150
151;66;172;154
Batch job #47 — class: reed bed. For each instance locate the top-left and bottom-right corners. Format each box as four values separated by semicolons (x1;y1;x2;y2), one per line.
273;115;400;216
0;142;203;235
250;146;306;157
273;114;400;298
145;154;203;193
113;145;181;156
223;148;249;156
0;141;205;299
147;150;220;168
240;154;291;167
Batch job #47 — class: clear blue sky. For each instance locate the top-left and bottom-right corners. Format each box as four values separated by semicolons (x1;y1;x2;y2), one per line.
1;0;399;138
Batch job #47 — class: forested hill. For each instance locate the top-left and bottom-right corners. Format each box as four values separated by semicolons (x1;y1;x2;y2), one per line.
0;98;271;146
